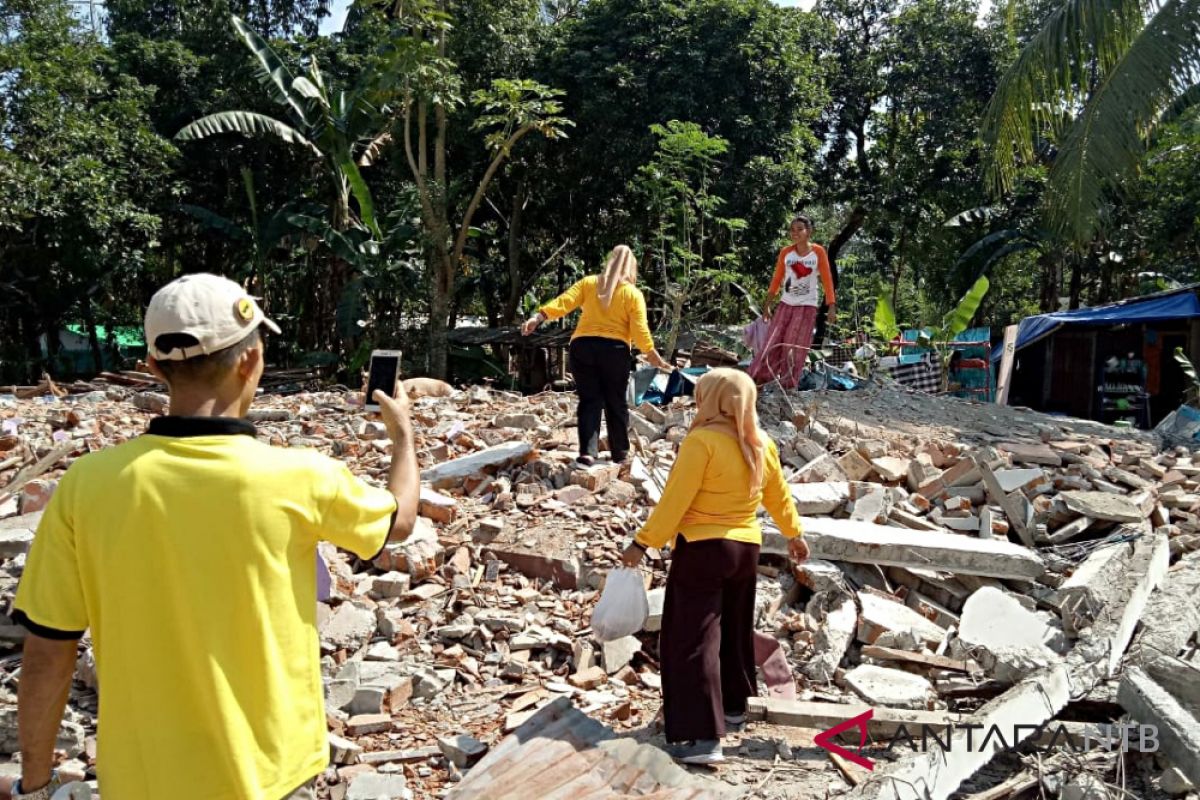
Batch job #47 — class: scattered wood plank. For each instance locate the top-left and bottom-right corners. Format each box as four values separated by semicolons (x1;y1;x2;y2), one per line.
964;772;1038;800
860;645;980;675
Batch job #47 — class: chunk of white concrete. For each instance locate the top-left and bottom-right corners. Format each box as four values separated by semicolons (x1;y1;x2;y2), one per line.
1060;491;1144;523
857;590;947;647
790;482;850;515
845;664;934;710
956;587;1066;683
796;517;1046;579
994;468;1046;493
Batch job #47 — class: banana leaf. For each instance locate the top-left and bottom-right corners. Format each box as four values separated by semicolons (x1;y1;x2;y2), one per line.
873;289;901;342
231;15;310;126
175;111;322;157
940;276;990;341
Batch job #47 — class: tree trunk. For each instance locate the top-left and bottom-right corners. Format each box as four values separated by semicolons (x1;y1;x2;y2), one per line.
1069;256;1083;309
503;179;527;325
1038;250;1059;312
663;287;686;360
82;296;104;376
827;206;865;275
891;228;908;312
428;246;453;378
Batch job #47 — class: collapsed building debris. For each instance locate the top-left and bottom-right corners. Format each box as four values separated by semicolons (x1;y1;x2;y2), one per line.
0;376;1199;798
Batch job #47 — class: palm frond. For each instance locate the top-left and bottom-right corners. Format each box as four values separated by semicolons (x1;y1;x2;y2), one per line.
980;0;1145;195
940;277;991;341
873;290;900;342
975;240;1039;281
943;206;1000;227
175;111;323;157
230;15;310;127
1157;80;1200;129
954;228;1030;268
1048;0;1200;244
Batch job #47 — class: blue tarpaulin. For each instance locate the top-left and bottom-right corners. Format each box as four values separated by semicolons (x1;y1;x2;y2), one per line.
992;291;1200;362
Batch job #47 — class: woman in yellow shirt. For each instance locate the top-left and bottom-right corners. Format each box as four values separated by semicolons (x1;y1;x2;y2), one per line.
621;368;807;765
522;245;671;464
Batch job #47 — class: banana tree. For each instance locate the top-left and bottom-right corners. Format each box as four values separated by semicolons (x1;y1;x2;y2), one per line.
179;168;320;306
873;277;991;391
175;15;385;237
1174;347;1200;406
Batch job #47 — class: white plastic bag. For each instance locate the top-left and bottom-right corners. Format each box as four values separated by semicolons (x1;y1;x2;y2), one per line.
591;568;649;641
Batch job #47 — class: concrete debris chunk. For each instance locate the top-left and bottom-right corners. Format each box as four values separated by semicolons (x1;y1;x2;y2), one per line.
346;771;413;800
790;481;850;514
954;587;1066;683
1060;490;1146;523
844;664;934;710
838;449;874;482
421;442;532;487
793;453;848;483
1119;667;1200;789
321;602;377;652
857;590;947;647
870;456;910;483
437;733;488;768
0;513;37;558
791;517;1046;579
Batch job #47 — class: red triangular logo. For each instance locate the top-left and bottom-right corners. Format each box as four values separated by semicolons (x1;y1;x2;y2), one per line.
814;709;875;770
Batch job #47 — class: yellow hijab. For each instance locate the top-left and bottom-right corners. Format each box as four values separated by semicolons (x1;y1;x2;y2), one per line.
691;368;766;492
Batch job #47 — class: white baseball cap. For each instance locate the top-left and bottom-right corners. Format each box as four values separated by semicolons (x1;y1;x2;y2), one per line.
145;273;281;361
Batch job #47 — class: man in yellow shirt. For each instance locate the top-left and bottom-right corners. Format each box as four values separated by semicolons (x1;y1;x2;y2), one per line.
7;274;420;800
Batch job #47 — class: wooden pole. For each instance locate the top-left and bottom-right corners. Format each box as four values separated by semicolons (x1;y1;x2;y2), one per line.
995;324;1018;405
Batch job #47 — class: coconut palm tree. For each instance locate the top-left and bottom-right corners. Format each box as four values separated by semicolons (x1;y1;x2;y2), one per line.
981;0;1200;247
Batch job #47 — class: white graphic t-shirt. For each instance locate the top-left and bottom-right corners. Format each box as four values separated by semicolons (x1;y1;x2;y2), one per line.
780;248;821;307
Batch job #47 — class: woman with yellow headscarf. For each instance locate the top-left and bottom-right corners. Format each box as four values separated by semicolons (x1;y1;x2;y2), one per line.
620;368;807;765
523;245;672;465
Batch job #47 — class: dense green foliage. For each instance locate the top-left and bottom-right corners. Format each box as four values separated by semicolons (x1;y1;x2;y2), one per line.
1;0;1197;382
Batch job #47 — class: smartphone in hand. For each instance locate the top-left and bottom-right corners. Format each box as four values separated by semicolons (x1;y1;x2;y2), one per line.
364;350;402;412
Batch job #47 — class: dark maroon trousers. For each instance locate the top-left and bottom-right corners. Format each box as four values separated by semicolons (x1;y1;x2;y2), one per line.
660;537;760;743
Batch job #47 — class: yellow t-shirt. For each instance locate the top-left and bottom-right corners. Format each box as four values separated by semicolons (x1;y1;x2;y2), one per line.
538;275;656;353
13;417;396;800
635;428;803;550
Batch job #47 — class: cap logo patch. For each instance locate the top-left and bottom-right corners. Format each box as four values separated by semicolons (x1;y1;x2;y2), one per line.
236;297;256;322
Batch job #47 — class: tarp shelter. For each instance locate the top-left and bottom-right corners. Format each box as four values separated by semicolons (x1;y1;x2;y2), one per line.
994;286;1200;428
991;292;1200;362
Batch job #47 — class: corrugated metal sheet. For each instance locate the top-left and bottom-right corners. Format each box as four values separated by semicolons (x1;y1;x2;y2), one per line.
448;697;732;799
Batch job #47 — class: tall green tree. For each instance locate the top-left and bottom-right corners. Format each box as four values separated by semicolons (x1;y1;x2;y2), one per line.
367;0;572;378
632;121;746;355
174;15;398;354
545;0;826;272
0;0;178;380
812;0;1002;325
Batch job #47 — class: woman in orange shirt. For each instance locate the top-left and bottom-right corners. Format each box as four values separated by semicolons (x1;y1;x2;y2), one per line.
522;246;671;464
621;369;808;765
748;214;836;389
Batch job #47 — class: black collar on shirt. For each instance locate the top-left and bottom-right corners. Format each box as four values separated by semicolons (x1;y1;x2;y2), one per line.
147;416;257;438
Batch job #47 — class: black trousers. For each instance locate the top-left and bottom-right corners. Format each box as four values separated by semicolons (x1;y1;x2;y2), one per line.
660;537;759;743
569;336;632;459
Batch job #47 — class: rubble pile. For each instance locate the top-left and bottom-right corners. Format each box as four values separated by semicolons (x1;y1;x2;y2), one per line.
0;377;1198;799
